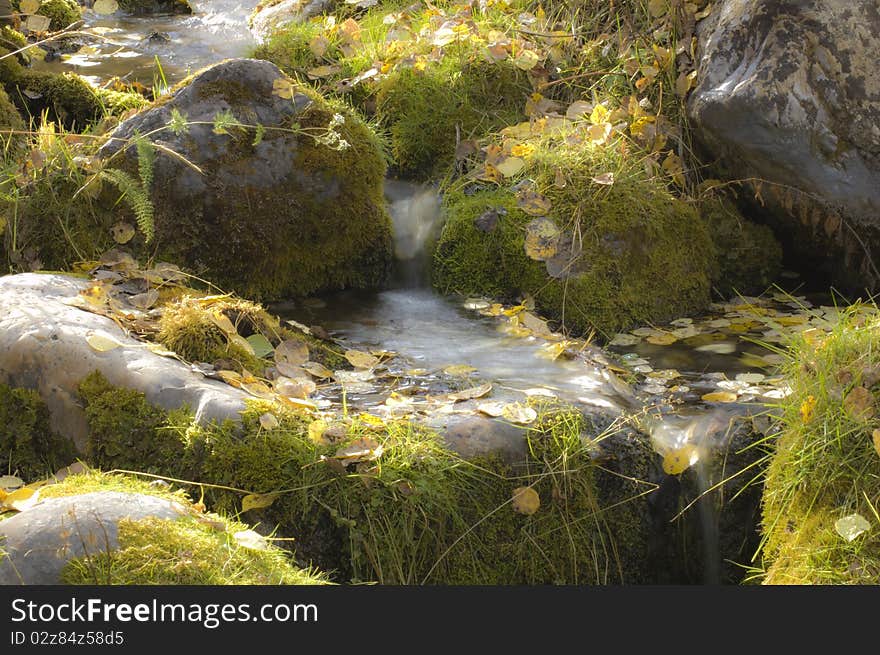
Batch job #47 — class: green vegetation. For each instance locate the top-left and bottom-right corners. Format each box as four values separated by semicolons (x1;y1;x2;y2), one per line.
117;0;193;15
0;382;77;480
32;470;328;585
75;372;654;584
12;0;82;32
758;304;880;584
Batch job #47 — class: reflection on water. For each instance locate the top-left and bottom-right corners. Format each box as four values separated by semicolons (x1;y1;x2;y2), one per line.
34;0;259;85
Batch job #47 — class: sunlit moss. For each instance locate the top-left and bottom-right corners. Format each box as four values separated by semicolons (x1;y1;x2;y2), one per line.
758;305;880;584
76;373;654;584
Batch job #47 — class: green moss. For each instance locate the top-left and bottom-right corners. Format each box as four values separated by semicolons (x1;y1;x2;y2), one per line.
0;382;78;481
44;471;326;585
0;85;24;153
75;373;653;584
0;26;27;54
433;157;714;337
758;305;880;584
700;197;782;298
17;0;82;31
376;56;530;179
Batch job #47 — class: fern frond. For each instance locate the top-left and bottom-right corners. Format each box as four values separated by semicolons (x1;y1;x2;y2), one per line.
100;168;155;243
133;132;155;190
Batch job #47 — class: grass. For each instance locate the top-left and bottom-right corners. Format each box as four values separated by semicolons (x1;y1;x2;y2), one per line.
755;301;880;583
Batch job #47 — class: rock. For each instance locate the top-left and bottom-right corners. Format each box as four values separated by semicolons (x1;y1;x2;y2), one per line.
98;58;392;300
442;416;528;463
248;0;332;43
77;0;192;15
0;491;188;584
0;273;249;451
688;0;880;293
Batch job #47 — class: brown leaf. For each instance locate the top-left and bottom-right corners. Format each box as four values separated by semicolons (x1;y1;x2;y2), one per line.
512;486;540;515
844;386;876;421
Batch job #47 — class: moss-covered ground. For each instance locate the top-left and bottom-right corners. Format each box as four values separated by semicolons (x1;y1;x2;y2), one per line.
757;303;880;584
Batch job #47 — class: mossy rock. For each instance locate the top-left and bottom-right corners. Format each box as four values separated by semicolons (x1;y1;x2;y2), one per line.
0;382;78;480
12;0;82;31
0;84;24;154
433;179;714;337
700;196;782;298
116;0;192;16
92;58;392;301
76;372;655;584
759;305;880;584
375;55;531;179
0;471;327;584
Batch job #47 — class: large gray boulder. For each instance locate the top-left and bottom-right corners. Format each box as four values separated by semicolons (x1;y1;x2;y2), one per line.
0;273;248;451
688;0;880;292
99;58;392;301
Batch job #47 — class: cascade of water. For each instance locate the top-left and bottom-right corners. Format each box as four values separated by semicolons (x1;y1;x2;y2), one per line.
384;179;443;289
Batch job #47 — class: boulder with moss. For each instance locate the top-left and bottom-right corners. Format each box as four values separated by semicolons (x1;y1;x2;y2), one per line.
433;134;716;337
96;58;392;300
249;0;332;43
758;305;880;584
13;0;81;32
0;471;326;584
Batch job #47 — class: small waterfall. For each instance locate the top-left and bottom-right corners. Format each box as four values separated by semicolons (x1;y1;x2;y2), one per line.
384;179;443;289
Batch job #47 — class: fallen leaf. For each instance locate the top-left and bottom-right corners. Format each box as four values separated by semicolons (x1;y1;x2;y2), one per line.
111;222;135;244
477;401;506;417
335;437;383;466
259;413;279;430
345;349;379;369
701;391;738;403
587;122;612;145
128;289;159;310
309;35;329;57
308;419;329;445
275;376;316;399
241;380;274;399
242;492;279;513
662;445;698;475
513;49;540;70
512;486;540;515
246;334;274;359
844;386;875;421
210;310;237;335
523;217;560;261
302;361;333;379
307;65;342;79
502;403;538;424
834;514;871;542
87;333;121;352
233;529;269;551
447;383;493;402
873;428;880;458
517;191;553;216
272;77;295;99
590;172;615;185
1;487;40;512
495;156;525;177
444;364;477;377
646;333;678;345
229;334;256;357
19;0;41;13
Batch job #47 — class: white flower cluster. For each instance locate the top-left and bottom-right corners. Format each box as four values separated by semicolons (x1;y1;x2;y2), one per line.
315;113;350;150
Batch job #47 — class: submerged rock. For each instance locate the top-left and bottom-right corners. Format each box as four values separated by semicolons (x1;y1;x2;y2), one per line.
0;273;249;451
98;58;392;300
689;0;880;293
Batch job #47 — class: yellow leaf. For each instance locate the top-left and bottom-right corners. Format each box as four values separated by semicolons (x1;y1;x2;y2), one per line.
272;77;295;100
587;122;612;145
512;486;540;515
447;383;493;402
444;364;477;377
241;492;279;513
93;0;119;14
510;143;535;158
335;437;383;466
502;403;537;424
800;395;817;423
275;339;309;367
523;217;560;261
111;222;135;244
241;380;274;399
19;0;41;13
496;156;526;177
345;349;379;369
589;104;609;125
536;342;567;360
259;413;279;430
307;65;342;79
229;334;256;357
646;333;678;345
210;310;236;335
517;191;553;216
662;445;697;475
701;391;738;403
302;361;333;378
872;429;880;458
217;370;242;386
1;487;40;512
308;419;329;445
275;376;316;399
513;49;540;70
86;333;121;352
309;35;329;57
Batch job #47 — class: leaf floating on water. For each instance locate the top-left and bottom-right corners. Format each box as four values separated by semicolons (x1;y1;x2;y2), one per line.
834;514;871;542
275;376;316;399
536;341;567;360
87;333;121;352
258;413;279;431
242;492;279;513
447;383;493;402
662;445;698;475
246;334;274;359
646;333;678;345
233;529;269;551
443;364;477;377
524;387;556;398
735;373;766;384
0;475;24;491
1;487;40;512
302;361;333;379
701;391;738;403
844;386;875;422
275;339;309;368
523;217;560;261
512;486;540;515
502;403;537;425
609;333;639;346
695;342;737;355
345;349;379;369
477;401;506;417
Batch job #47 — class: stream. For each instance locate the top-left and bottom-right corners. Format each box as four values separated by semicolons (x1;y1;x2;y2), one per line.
36;3;832;583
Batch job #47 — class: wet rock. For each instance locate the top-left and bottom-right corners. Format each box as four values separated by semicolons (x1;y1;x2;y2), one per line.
248;0;332;43
98;58;392;300
77;0;192;16
689;0;880;293
442;416;528;462
0;273;249;451
0;491;188;584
